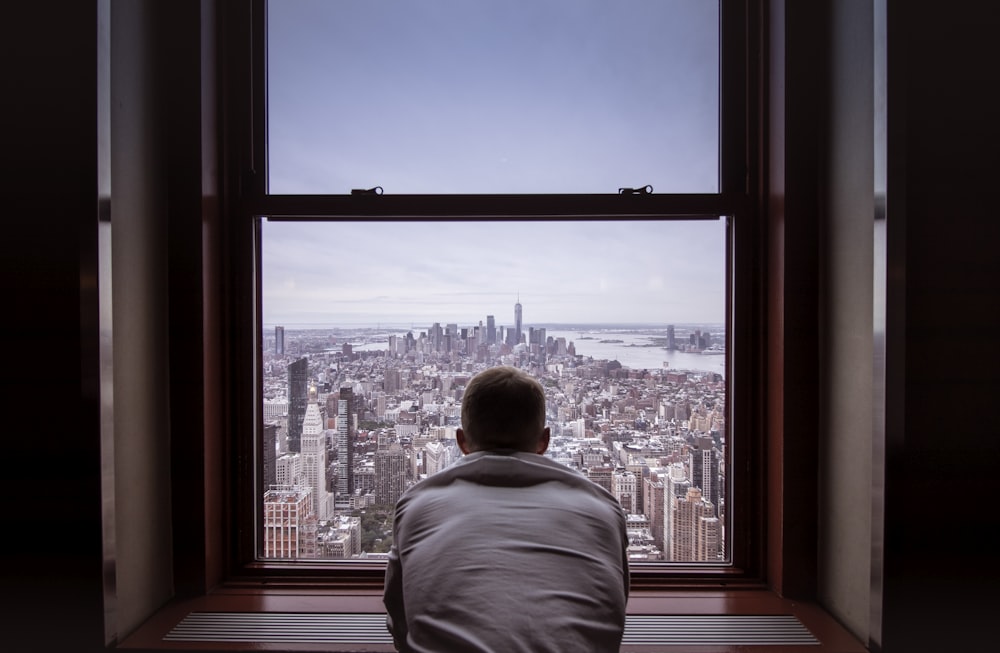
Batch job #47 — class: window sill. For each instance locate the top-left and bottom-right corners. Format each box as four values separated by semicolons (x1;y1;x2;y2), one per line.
118;586;868;652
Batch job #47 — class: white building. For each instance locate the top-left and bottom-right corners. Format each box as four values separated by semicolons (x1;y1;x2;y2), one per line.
613;468;638;514
275;452;301;487
301;402;332;521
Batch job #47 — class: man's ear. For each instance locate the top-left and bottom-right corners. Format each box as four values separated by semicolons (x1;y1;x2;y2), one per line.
456;428;471;455
536;427;550;454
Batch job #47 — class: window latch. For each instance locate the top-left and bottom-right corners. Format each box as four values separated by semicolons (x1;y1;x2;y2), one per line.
351;186;384;196
618;185;653;195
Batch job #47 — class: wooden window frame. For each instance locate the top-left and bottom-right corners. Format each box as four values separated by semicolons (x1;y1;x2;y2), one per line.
200;0;773;594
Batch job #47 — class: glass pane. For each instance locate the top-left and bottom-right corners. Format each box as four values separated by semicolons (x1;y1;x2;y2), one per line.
267;0;720;194
259;218;729;563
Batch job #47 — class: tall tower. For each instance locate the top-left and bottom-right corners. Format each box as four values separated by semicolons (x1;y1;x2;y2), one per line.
301;397;331;521
430;322;443;352
690;435;720;517
643;476;666;551
663;463;691;559
336;385;355;497
666;324;676;350
670;487;720;561
486;315;496;344
514;295;523;345
286;357;308;453
275;325;285;355
262;422;278;490
375;442;407;506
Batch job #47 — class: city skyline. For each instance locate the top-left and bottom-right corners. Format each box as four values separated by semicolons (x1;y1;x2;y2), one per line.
261;219;727;327
261;324;728;562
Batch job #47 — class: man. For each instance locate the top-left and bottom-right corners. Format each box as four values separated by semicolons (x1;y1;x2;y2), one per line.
384;366;629;652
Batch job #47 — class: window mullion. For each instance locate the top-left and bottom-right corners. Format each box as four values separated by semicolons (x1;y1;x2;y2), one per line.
244;193;748;221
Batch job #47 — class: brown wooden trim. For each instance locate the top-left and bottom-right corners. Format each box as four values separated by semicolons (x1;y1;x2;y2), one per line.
165;0;226;596
219;0;768;591
764;0;824;601
118;588;866;653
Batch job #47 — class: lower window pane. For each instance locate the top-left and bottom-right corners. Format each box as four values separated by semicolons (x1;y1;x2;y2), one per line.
259;218;729;564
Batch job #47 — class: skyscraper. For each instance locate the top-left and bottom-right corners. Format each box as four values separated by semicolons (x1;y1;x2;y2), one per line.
336;385;355;497
663;463;691;558
286;357;308;453
275;325;285;355
430;322;443;352
375;442;407;506
514;296;523;345
262;422;278;490
643;476;666;551
690;435;720;517
301;399;331;521
670;487;720;561
486;314;496;344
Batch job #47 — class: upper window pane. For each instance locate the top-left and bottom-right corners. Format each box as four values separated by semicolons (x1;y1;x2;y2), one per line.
267;0;720;194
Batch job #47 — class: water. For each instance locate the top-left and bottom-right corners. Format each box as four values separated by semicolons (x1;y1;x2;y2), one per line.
347;325;726;376
545;328;725;375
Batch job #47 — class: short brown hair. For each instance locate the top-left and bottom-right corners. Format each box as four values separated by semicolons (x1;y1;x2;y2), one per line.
460;366;546;451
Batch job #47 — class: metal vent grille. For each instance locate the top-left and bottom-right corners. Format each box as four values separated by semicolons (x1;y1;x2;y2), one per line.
165;612;818;646
624;615;818;645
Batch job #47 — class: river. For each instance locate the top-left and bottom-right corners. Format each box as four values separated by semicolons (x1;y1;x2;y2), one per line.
545;328;725;375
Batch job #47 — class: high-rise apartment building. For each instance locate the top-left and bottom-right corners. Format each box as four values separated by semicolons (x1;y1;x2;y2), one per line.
336;386;355;497
643;476;666;551
263;485;316;559
663;463;691;559
262;422;278;490
690;435;720;517
286;357;308;453
274;452;301;487
384;367;401;393
669;487;721;561
375;442;407;506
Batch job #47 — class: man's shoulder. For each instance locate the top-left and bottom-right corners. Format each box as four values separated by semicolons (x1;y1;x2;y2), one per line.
399;452;620;506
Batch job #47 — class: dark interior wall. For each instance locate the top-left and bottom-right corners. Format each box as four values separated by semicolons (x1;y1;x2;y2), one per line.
765;0;823;601
817;0;875;640
3;1;107;652
109;0;175;638
879;1;1000;652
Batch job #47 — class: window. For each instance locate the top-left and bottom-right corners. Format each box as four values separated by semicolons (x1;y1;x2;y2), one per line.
228;0;760;586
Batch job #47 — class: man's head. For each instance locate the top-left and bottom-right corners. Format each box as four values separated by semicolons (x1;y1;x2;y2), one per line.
457;366;550;455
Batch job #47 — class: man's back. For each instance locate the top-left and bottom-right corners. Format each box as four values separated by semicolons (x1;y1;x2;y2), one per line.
384;450;629;653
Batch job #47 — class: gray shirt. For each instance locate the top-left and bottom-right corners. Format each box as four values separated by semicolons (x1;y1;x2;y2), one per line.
384;450;629;653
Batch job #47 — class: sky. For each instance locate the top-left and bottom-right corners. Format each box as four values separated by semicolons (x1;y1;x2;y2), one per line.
267;0;719;194
262;218;726;327
262;1;723;328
